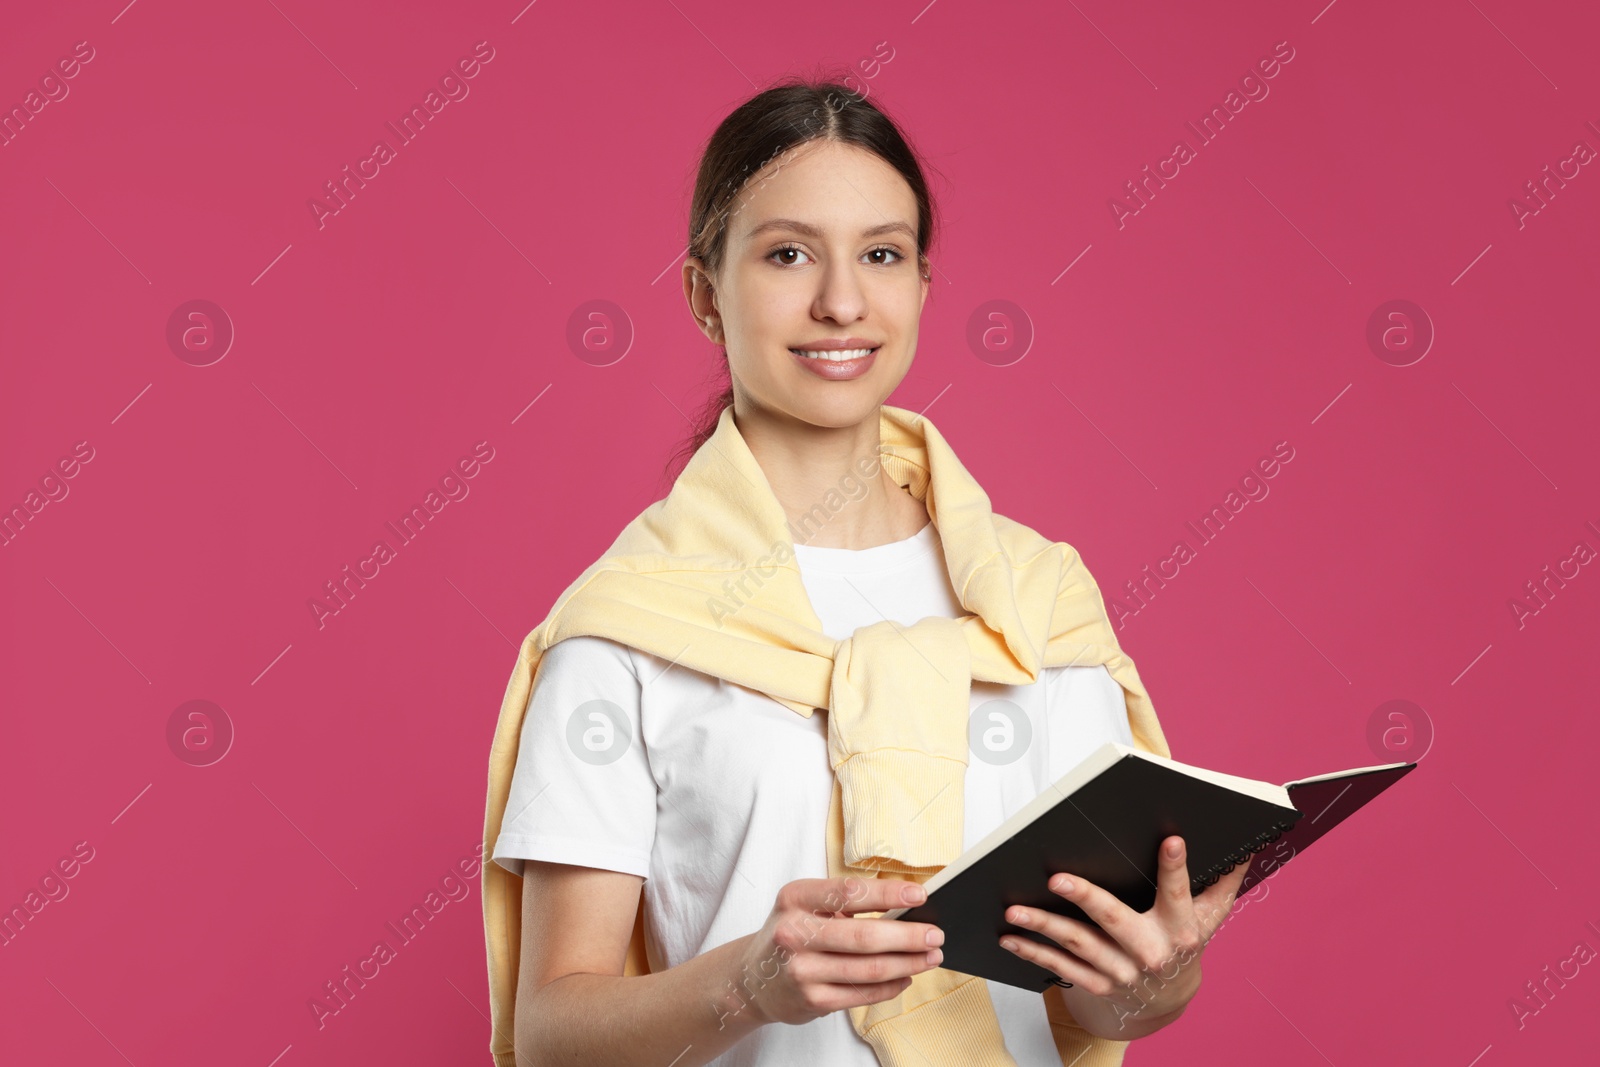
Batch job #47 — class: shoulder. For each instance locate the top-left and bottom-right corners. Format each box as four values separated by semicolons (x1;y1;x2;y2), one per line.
539;635;643;683
989;512;1087;571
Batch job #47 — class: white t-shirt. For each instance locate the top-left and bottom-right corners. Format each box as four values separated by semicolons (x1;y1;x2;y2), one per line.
493;520;1135;1066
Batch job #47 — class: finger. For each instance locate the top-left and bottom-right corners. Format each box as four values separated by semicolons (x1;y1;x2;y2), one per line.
840;877;928;915
1046;870;1163;967
784;876;927;917
802;945;944;985
1152;835;1198;927
998;930;1138;1002
1001;906;1139;989
1191;858;1250;938
784;912;944;956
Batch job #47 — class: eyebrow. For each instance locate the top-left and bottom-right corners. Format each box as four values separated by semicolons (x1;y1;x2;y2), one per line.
742;218;917;244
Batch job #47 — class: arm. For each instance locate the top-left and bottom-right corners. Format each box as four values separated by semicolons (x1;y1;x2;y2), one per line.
509;636;759;1061
514;863;945;1064
514;859;765;1066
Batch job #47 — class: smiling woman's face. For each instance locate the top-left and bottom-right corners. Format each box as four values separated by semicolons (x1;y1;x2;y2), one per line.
685;138;930;430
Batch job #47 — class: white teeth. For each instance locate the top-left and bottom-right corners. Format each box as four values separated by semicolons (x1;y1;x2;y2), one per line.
790;347;876;361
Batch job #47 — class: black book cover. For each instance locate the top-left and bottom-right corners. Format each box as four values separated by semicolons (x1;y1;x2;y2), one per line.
1238;764;1416;895
883;744;1415;991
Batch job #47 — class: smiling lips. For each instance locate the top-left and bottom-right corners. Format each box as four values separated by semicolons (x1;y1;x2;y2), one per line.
791;346;877;361
789;342;880;381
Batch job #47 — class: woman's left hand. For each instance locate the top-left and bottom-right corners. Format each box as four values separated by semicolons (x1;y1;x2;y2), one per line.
998;834;1248;1033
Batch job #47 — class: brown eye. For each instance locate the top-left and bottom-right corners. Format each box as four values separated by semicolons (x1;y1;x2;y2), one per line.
768;244;809;266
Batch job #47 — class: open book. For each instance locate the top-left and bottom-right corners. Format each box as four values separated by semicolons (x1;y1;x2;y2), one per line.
881;742;1416;991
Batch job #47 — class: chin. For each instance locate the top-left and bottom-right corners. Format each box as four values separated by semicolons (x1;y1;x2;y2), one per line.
792;392;895;431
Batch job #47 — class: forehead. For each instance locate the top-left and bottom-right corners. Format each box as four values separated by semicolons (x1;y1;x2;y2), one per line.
728;140;917;244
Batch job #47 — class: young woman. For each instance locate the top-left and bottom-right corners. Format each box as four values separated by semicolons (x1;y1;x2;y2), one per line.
483;78;1247;1067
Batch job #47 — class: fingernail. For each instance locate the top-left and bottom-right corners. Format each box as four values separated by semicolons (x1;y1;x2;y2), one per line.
1167;841;1183;858
925;949;943;966
1053;876;1074;893
904;885;926;904
925;927;944;946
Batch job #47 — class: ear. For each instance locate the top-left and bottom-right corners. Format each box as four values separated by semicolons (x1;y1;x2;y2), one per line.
682;257;724;345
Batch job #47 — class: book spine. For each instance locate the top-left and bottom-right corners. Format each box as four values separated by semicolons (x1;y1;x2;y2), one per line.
1194;816;1298;888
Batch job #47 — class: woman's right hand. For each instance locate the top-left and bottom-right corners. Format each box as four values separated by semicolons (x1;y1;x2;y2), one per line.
732;877;946;1026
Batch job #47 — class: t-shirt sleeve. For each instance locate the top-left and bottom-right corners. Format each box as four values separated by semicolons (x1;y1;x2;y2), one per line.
491;635;657;880
1045;663;1135;781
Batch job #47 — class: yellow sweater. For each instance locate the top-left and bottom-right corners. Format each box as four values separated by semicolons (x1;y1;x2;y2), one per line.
481;403;1172;1066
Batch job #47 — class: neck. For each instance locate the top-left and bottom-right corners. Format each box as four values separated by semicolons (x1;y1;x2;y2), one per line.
733;403;929;550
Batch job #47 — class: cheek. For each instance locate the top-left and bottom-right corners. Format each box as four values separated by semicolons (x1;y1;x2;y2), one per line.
882;280;925;319
743;294;812;352
723;332;786;388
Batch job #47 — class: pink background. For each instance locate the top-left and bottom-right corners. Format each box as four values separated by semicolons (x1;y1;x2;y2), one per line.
3;0;1597;1064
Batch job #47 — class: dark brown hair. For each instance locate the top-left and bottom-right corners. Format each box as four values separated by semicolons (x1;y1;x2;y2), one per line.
661;73;940;485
